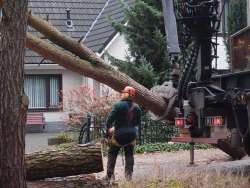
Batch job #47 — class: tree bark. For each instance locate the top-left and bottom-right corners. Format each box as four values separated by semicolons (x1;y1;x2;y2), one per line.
214;140;246;160
0;7;174;119
27;174;109;188
25;33;175;120
25;144;103;180
0;1;28;188
24;13;177;120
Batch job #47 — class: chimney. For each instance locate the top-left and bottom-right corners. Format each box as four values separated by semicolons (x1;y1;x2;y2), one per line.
66;8;74;30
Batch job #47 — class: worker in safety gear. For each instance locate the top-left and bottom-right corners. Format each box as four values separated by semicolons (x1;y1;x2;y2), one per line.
104;86;141;182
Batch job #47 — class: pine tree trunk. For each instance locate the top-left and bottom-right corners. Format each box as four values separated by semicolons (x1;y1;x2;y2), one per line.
22;13;177;120
0;1;28;188
25;33;175;120
25;144;103;180
0;8;174;119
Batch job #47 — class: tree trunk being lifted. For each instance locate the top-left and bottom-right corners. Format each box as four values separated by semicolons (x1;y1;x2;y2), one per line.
25;33;175;120
25;143;103;180
24;13;177;120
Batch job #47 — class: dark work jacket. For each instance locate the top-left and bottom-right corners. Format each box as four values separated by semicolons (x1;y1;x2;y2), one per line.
106;99;141;145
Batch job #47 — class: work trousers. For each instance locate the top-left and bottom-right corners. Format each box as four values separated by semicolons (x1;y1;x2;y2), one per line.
106;144;134;180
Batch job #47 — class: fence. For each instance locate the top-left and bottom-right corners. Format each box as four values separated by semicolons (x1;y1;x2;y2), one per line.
79;114;179;145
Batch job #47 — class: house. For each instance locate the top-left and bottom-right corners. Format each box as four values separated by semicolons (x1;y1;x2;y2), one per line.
25;0;133;125
215;0;250;70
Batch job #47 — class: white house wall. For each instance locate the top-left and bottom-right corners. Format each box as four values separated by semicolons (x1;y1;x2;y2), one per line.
212;37;228;70
99;34;129;95
105;34;129;61
25;66;83;122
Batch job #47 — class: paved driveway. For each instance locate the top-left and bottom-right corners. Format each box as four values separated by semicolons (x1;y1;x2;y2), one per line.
25;133;59;153
25;121;70;153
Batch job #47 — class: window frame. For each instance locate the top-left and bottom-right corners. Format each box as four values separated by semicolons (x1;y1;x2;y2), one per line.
25;74;63;112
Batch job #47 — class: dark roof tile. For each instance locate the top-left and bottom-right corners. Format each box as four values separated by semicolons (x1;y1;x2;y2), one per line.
26;0;133;64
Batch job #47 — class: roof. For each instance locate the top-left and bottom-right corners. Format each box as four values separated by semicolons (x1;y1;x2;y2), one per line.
26;0;133;64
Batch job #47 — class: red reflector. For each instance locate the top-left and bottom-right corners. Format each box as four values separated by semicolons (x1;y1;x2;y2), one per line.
206;116;224;126
175;118;185;127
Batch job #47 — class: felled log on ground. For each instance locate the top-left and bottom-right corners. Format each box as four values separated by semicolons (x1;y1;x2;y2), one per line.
27;174;114;188
0;6;174;121
25;143;103;180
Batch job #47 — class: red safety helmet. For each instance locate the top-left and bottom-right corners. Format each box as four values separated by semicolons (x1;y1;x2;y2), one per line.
122;86;136;97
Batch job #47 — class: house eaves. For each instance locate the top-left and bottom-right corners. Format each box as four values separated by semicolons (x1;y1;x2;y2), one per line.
83;0;134;54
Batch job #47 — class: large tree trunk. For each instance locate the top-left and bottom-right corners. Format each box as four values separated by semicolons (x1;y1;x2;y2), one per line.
0;7;174;119
25;144;103;180
25;33;175;120
0;1;28;188
23;13;176;120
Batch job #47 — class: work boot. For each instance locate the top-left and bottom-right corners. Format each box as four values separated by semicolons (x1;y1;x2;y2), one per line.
125;172;132;181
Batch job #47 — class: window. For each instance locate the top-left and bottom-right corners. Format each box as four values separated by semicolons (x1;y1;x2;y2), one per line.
82;76;89;87
24;75;62;111
93;80;101;96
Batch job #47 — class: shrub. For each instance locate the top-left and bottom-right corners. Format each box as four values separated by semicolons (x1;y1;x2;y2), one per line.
135;142;212;154
56;132;74;143
63;85;119;127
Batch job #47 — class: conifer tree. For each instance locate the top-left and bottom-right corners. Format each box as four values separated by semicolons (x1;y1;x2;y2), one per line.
109;0;170;88
228;0;247;35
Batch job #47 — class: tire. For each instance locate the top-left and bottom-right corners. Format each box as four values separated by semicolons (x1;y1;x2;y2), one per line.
243;133;250;156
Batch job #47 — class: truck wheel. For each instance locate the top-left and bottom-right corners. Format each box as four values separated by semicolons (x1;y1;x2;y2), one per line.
243;133;250;156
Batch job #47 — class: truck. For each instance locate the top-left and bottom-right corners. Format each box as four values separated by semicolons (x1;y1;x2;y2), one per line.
161;0;250;162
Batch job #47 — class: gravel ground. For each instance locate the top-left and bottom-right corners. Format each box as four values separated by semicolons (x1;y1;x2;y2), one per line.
27;148;250;188
96;148;244;180
25;133;59;153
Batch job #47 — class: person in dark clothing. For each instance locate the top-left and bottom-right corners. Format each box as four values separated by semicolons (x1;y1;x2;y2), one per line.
105;86;141;182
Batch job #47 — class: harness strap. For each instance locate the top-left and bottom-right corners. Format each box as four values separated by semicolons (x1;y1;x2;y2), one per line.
127;102;135;123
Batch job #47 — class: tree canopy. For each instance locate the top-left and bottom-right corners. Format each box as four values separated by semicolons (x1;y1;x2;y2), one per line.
109;0;171;88
228;0;247;35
